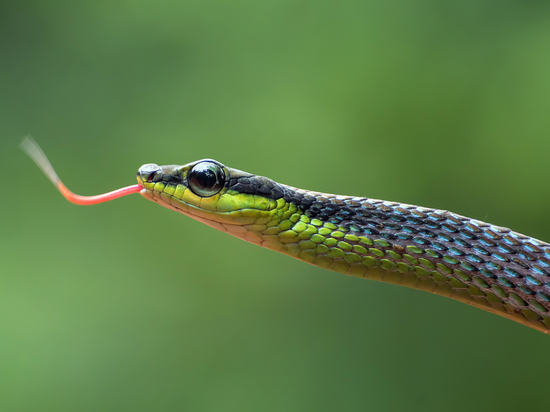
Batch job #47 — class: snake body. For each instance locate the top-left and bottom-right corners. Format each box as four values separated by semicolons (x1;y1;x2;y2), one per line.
137;160;550;334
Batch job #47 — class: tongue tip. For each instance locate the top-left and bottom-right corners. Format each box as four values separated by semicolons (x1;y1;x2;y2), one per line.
22;137;143;206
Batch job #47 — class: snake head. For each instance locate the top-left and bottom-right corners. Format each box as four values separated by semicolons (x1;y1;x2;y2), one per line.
136;160;281;244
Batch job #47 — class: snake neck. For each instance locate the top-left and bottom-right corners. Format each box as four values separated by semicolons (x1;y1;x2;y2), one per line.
231;183;550;334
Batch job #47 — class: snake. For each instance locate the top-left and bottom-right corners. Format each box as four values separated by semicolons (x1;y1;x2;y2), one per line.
21;137;550;334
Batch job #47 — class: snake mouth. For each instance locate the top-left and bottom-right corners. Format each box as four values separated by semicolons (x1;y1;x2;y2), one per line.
139;186;272;246
138;186;243;226
139;187;264;226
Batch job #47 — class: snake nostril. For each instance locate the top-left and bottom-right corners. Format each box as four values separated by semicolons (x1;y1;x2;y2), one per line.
138;164;163;183
146;171;157;182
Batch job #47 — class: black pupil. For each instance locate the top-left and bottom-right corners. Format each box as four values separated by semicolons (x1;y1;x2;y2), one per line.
195;168;216;189
188;162;224;196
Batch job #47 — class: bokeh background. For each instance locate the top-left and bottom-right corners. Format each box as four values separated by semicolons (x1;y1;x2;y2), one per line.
2;1;550;411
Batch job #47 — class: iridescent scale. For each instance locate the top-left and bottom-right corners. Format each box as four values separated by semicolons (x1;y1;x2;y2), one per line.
287;188;550;331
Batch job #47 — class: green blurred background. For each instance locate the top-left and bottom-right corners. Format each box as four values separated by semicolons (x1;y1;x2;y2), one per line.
2;1;550;411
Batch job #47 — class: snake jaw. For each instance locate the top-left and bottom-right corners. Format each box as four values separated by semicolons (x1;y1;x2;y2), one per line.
138;185;269;245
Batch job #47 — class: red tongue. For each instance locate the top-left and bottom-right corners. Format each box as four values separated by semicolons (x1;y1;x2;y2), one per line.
57;182;142;205
21;136;142;206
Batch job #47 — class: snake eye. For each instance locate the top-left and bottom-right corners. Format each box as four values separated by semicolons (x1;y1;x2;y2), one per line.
188;161;225;197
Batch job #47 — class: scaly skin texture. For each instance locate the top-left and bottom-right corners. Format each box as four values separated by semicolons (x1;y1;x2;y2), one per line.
137;160;550;334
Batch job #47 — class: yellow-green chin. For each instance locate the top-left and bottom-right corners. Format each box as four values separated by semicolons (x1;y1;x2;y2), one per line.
139;187;282;247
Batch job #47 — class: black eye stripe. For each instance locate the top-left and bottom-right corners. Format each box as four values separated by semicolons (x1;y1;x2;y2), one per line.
188;162;225;197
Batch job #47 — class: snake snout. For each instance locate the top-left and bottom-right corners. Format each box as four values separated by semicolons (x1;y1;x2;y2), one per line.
138;163;163;183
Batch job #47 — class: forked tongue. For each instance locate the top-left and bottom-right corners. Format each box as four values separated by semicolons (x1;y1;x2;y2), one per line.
20;136;142;205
